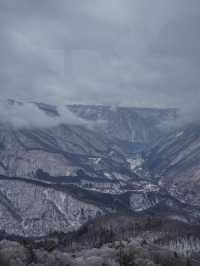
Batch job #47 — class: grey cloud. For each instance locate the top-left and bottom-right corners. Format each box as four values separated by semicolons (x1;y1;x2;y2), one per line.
0;0;200;122
0;101;87;128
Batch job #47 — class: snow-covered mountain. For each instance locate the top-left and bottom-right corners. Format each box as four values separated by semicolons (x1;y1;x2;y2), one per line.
0;122;129;178
0;175;199;237
0;176;103;237
0;100;176;182
67;104;176;151
1;100;200;237
145;125;200;207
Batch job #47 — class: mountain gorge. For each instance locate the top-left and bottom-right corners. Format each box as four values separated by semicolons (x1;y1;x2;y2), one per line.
145;124;200;206
0;101;200;238
0;101;200;264
0;101;176;179
67;104;176;150
1;175;200;237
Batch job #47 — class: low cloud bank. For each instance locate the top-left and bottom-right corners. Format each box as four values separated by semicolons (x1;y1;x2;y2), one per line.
158;103;200;132
0;101;87;128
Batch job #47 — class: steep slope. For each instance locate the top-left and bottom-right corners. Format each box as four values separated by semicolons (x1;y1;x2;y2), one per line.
68;104;176;151
0;101;176;182
1;100;200;241
0;176;103;237
145;125;200;206
0;122;128;179
0;176;199;237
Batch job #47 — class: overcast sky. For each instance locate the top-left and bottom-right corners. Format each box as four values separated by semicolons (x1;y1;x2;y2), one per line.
1;0;200;110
